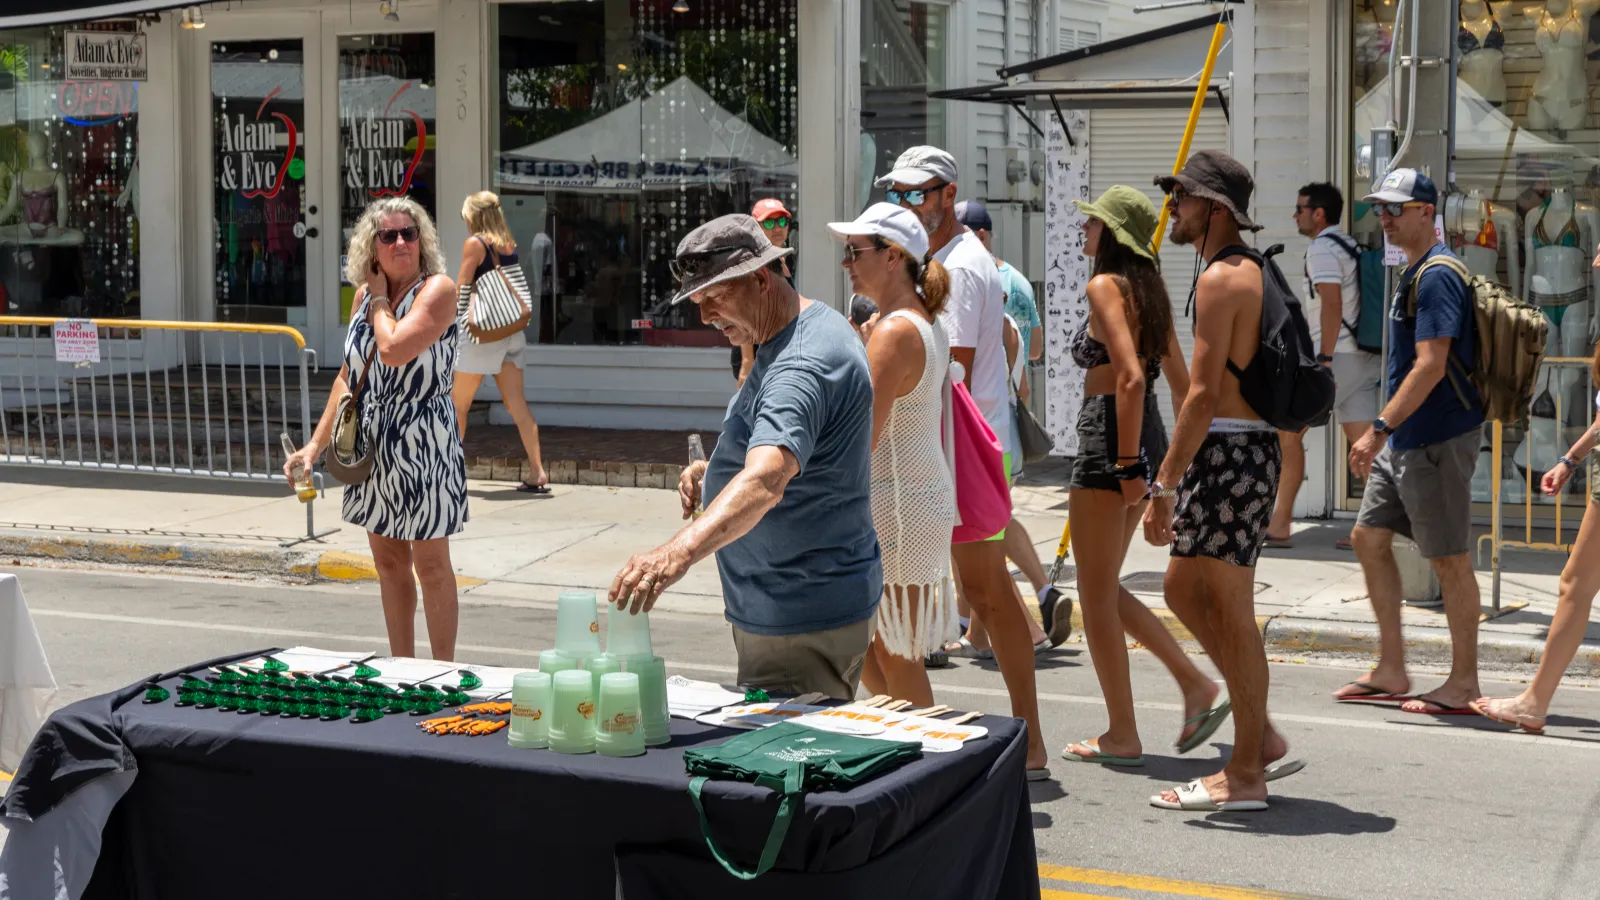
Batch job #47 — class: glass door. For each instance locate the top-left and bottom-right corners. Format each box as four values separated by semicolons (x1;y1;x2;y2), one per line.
203;20;326;353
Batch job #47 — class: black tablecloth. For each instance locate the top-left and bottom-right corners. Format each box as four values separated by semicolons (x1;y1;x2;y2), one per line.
4;649;1038;900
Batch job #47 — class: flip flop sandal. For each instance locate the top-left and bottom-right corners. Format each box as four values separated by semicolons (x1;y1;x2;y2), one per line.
1039;587;1074;647
1033;637;1053;655
1061;741;1146;767
1400;696;1477;715
944;636;994;660
1264;759;1306;782
1149;779;1268;812
922;651;951;669
516;482;552;494
1176;694;1232;755
1335;538;1354;551
1468;699;1547;735
1026;768;1053;782
1333;681;1410;703
1263;537;1294;549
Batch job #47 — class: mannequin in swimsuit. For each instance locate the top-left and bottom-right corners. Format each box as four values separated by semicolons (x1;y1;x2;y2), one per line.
0;131;84;245
1459;0;1508;106
1525;0;1600;133
1445;188;1519;284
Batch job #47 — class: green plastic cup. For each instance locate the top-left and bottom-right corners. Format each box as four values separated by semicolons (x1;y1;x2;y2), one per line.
585;653;622;694
539;648;578;675
594;673;646;758
556;590;602;657
547;669;596;754
604;608;654;661
624;656;671;746
509;671;552;749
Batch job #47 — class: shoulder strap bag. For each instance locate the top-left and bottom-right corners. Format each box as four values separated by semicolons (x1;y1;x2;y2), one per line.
465;236;533;344
325;281;420;485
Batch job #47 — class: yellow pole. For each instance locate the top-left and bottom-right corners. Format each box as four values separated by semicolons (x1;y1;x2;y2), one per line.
1150;15;1230;255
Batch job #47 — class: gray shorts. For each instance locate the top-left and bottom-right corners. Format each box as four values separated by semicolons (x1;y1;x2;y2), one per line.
455;329;527;376
1331;351;1381;424
1356;429;1478;558
731;617;874;701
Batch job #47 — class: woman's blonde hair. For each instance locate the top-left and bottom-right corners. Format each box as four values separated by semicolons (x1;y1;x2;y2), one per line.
343;196;447;286
875;238;950;317
461;190;516;251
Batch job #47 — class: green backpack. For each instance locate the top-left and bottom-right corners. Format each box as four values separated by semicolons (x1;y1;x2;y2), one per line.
683;722;923;879
1403;255;1548;423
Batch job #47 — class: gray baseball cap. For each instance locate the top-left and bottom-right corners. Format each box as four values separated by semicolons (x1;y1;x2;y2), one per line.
874;146;959;189
670;214;794;304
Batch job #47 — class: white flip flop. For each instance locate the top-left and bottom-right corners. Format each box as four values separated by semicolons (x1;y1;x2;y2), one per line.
1149;779;1269;812
1265;759;1306;783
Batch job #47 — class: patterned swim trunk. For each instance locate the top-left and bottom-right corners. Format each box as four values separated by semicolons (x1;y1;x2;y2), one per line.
1171;430;1282;568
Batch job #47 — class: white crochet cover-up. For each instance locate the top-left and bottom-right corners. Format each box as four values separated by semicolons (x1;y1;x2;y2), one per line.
870;310;959;660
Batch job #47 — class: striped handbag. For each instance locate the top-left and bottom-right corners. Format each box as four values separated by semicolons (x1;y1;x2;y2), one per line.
463;236;533;343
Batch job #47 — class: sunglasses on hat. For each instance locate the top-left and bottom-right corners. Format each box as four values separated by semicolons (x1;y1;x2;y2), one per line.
669;245;743;284
377;226;419;245
760;216;790;230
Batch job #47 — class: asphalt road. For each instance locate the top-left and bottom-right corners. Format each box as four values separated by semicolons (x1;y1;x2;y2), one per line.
7;564;1600;899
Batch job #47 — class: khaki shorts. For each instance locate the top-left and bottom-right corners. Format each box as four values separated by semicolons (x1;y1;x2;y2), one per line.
1590;449;1600;506
456;328;527;376
1356;430;1478;559
1331;351;1382;424
731;617;875;701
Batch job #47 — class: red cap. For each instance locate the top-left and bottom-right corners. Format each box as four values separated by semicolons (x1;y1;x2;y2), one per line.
751;198;791;222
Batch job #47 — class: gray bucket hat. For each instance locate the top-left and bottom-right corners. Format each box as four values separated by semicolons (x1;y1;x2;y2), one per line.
1154;149;1262;232
670;214;794;304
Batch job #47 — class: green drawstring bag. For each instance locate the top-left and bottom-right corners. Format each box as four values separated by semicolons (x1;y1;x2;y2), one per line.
684;721;923;880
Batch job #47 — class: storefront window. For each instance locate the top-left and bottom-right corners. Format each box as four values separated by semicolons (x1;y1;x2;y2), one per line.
0;23;141;322
491;0;799;348
337;33;435;324
859;0;947;209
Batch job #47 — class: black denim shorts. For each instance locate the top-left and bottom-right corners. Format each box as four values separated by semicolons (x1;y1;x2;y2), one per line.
1069;392;1169;493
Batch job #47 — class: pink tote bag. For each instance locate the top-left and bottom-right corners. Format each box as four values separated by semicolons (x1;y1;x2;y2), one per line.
948;380;1012;543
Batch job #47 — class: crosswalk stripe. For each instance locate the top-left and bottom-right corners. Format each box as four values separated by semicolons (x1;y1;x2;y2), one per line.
1039;864;1331;900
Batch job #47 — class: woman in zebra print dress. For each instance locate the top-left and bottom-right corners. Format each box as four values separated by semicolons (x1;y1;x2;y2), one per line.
284;196;467;660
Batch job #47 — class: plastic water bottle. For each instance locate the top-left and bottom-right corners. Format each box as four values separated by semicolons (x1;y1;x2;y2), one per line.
281;433;316;503
687;433;706;518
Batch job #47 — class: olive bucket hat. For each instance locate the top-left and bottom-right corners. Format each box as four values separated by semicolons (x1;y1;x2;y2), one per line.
1073;185;1159;262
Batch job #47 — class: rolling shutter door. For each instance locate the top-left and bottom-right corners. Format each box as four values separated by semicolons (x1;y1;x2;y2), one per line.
1088;107;1229;428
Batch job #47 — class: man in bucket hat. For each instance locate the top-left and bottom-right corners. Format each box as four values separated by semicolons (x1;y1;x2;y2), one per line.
608;214;880;700
1144;150;1302;812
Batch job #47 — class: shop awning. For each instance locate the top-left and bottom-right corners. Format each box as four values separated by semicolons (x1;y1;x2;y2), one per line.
1;0;187;28
930;8;1238;140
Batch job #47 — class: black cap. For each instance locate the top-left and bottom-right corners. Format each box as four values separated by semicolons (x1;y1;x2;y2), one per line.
849;295;879;326
955;200;993;233
1155;149;1261;232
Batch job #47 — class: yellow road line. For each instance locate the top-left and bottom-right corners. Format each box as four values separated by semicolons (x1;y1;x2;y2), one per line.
0;769;12;782
1043;890;1120;900
1039;865;1329;900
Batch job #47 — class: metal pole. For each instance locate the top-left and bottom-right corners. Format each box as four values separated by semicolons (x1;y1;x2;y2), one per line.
1150;12;1230;255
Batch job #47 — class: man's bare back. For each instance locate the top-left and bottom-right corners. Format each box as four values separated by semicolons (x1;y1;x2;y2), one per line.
1198;254;1265;422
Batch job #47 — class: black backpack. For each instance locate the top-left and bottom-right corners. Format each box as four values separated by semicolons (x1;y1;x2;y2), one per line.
1214;244;1337;431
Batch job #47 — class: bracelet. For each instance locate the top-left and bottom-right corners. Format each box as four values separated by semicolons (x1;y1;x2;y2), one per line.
1149;481;1178;499
1559;456;1581;470
1111;461;1149;482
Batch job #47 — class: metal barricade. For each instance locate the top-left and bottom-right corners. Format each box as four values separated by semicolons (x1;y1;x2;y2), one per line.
1478;356;1596;611
0;317;336;547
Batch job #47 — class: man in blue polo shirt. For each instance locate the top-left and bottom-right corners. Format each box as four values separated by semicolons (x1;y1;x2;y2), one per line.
1335;169;1484;714
608;214;880;700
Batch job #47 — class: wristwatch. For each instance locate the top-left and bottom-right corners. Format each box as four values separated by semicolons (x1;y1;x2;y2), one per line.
1372;417;1393;435
1150;481;1178;499
1317;354;1334;364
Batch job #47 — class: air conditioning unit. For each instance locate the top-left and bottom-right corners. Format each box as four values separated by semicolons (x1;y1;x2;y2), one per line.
986;147;1045;205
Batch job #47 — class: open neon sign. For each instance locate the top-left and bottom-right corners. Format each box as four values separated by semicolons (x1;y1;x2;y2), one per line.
58;80;139;126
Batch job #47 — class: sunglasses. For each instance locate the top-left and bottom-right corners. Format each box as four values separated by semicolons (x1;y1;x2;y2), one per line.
376;226;419;245
669;245;743;283
842;243;880;264
761;216;790;230
1376;202;1428;218
887;183;946;207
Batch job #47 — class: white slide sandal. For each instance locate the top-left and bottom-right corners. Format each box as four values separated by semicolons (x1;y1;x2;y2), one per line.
1149;779;1269;812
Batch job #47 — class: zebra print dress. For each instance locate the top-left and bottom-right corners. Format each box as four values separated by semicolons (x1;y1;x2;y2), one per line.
341;276;469;541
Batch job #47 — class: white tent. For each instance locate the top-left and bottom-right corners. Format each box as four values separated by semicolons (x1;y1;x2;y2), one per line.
499;75;795;190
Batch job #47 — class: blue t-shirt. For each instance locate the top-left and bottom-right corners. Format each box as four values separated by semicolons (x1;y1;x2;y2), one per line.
1388;244;1484;450
998;261;1041;354
703;301;881;636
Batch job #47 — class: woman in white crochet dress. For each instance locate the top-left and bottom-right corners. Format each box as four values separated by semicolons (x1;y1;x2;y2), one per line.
831;203;957;707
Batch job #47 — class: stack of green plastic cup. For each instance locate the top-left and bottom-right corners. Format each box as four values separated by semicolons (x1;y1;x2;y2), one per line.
624;655;671;746
594;672;646;757
605;608;654;660
539;648;577;675
509;671;552;749
547;669;596;754
556;590;602;653
585;653;622;694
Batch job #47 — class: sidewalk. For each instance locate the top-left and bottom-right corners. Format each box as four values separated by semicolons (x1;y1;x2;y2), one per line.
1;465;1595;676
460;425;711;488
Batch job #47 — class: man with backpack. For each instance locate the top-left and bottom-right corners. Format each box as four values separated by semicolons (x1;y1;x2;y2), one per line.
1267;182;1383;550
1144;150;1307;812
1333;169;1485;715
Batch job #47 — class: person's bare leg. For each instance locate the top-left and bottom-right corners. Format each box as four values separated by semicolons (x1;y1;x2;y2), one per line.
1266;430;1303;542
1481;501;1600;720
1064;489;1143;758
1002;518;1049;594
367;532;417;657
861;639;887;699
1335;524;1412;698
492;361;547;486
1334;424;1367;548
451;371;485;438
953;540;1046;771
954;552;1045;650
1158;558;1270;805
410;538;459;661
1404;553;1481;710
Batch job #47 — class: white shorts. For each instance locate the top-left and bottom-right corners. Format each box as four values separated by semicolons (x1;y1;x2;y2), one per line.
1331;351;1382;424
455;329;527;376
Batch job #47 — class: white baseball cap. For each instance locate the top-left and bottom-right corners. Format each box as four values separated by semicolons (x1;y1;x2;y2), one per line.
827;202;930;259
873;146;959;190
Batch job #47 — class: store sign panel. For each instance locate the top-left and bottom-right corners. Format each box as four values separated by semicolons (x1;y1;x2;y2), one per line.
497;156;737;189
342;83;428;199
217;90;300;199
64;31;148;81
